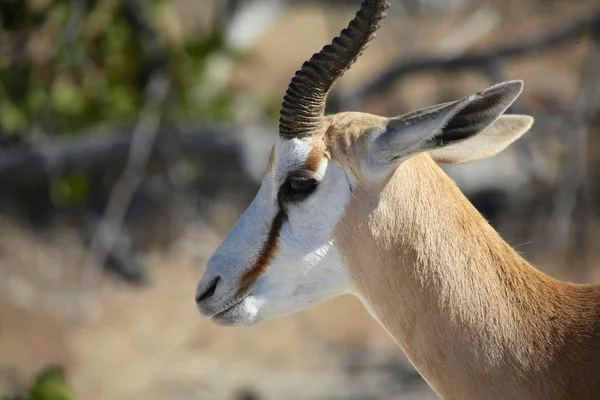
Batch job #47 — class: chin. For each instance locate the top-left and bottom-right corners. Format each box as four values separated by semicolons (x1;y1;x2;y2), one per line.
210;298;263;327
211;313;261;327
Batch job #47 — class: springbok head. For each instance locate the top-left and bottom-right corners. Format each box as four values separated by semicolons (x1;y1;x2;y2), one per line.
195;0;533;326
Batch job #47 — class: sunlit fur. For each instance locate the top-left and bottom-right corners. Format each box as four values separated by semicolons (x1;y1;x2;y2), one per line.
197;106;600;398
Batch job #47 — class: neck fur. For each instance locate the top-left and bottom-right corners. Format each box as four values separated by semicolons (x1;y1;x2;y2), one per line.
334;154;600;399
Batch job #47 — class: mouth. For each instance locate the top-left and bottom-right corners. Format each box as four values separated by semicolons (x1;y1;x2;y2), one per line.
196;281;248;319
211;301;241;319
210;296;260;327
205;295;245;322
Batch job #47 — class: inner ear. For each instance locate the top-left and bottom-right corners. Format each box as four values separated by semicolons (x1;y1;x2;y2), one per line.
366;81;524;174
430;81;524;147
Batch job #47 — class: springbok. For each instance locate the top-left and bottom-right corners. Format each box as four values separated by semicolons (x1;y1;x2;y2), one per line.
195;0;600;398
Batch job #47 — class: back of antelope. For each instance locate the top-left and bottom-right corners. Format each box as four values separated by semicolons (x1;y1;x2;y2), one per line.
195;1;600;398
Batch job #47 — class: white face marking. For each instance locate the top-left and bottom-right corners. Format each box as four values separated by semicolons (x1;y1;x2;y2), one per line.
196;137;355;326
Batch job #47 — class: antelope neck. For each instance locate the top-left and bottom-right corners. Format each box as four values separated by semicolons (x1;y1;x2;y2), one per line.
334;154;600;399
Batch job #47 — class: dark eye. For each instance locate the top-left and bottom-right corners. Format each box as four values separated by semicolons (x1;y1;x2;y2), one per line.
279;175;318;202
289;177;317;193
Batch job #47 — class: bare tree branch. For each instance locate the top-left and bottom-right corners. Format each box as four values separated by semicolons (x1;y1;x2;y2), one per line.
335;11;600;110
549;31;600;266
60;0;87;69
77;72;171;319
0;126;251;185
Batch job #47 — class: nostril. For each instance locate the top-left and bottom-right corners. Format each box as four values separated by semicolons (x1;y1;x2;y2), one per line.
196;276;220;303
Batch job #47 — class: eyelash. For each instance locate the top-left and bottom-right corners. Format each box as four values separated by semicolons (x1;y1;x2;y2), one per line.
278;176;319;203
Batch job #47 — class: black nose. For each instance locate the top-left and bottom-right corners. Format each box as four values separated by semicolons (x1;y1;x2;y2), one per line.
196;276;221;303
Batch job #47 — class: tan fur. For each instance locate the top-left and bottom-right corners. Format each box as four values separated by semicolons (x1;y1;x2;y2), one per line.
303;146;326;172
313;112;600;399
323;112;388;180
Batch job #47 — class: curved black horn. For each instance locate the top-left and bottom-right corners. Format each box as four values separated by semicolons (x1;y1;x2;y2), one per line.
279;0;390;138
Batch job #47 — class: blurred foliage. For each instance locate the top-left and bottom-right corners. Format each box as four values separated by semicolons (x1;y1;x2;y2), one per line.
0;366;74;400
0;0;239;137
50;170;90;207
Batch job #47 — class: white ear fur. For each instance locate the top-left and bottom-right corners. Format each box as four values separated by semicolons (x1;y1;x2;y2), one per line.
428;115;534;164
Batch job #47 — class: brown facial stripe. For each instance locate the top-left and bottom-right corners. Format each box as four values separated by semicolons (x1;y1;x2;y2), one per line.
237;209;285;296
267;145;275;172
303;146;324;172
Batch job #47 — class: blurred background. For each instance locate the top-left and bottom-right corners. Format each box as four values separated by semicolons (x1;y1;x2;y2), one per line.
0;0;599;399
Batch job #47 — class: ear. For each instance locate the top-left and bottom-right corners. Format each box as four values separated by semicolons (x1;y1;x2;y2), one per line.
428;114;533;164
365;81;530;172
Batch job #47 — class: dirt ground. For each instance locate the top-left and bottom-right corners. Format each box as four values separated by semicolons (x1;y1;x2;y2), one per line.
2;0;600;398
0;218;437;400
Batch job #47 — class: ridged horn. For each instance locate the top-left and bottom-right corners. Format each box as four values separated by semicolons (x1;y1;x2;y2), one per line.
279;0;390;138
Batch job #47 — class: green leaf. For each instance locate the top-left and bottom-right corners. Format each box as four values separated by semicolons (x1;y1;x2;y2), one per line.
0;102;27;133
29;365;75;400
50;81;86;115
50;171;90;207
